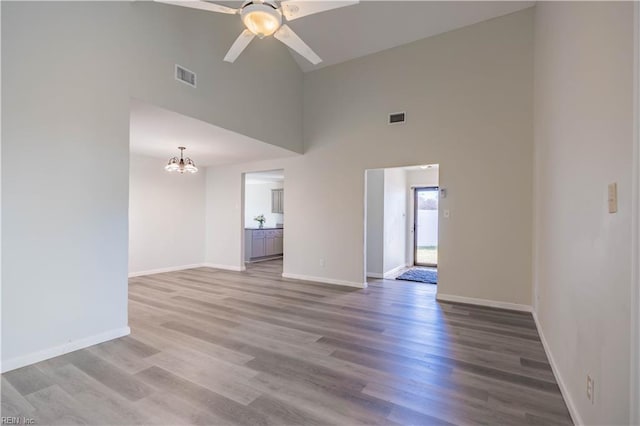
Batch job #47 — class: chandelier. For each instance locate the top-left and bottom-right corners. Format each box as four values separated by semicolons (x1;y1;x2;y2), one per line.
165;146;198;174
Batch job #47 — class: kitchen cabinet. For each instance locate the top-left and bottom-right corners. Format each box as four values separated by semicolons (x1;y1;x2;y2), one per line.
266;229;283;255
245;228;283;262
273;233;283;254
271;189;284;214
250;230;266;258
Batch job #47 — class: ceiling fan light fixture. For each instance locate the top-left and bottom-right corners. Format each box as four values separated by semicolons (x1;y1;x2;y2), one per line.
241;3;281;38
155;0;361;64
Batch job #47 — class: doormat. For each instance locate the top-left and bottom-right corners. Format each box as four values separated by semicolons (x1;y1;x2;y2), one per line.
396;268;437;284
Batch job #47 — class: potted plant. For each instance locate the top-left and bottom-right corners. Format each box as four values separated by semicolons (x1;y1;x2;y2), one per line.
254;214;266;228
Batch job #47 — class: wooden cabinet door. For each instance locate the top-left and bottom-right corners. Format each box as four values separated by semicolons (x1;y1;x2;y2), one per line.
274;236;283;255
265;236;276;256
251;236;266;258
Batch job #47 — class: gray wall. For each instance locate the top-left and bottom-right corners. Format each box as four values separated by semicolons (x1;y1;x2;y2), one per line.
130;2;303;154
1;0;304;370
533;2;635;424
2;2;132;369
299;7;534;302
204;8;535;305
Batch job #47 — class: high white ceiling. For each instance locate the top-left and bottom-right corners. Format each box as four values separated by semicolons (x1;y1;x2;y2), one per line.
220;1;534;72
129;99;298;166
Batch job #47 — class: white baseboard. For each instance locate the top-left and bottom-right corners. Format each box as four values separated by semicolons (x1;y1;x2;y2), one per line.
532;311;582;426
1;326;131;373
128;263;204;278
383;264;406;279
368;263;412;279
282;273;367;289
436;293;532;312
130;263;247;277
201;263;245;272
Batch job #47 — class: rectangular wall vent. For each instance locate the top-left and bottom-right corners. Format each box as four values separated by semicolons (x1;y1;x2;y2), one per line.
389;112;406;125
175;64;196;88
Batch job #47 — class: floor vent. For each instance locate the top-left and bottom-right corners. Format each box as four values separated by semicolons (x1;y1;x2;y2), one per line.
175;65;196;88
389;112;406;125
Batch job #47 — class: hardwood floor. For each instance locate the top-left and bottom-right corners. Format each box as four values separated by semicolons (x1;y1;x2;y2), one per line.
2;260;572;425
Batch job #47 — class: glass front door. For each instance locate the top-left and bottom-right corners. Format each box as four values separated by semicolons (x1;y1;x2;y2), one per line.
414;187;439;267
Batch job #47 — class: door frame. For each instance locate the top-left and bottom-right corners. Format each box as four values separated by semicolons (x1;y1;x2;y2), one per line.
631;2;639;423
240;168;285;267
413;186;439;267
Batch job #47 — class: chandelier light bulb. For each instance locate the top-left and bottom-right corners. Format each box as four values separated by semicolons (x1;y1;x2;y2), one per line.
165;157;179;172
184;159;198;173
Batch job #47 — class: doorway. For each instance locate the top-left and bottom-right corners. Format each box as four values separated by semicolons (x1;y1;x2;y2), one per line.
364;163;439;283
242;170;284;270
413;187;439;267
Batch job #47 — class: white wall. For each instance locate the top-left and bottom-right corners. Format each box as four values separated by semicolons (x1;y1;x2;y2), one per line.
406;168;439;188
366;170;384;276
205;8;534;297
533;2;635;424
383;168;407;274
1;2;131;371
129;154;205;275
244;181;284;228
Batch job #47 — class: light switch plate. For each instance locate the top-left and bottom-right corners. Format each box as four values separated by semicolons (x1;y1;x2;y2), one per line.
608;183;617;214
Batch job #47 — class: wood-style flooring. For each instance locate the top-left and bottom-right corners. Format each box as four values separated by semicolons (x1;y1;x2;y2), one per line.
2;260;572;425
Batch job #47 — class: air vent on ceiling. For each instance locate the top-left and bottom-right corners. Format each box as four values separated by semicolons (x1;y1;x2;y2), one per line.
388;112;406;125
175;64;196;88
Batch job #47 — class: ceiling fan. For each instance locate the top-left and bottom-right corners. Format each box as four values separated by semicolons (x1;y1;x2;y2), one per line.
154;0;359;65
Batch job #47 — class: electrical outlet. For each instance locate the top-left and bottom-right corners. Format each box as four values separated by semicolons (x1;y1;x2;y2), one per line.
587;375;595;404
320;258;325;268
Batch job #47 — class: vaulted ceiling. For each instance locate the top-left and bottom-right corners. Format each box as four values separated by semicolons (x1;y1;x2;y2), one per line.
132;1;535;163
220;1;534;72
130;99;298;167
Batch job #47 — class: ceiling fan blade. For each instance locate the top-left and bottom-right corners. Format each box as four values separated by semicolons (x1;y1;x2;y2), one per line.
280;0;358;21
224;30;256;63
153;0;238;14
274;25;321;65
